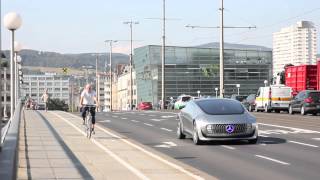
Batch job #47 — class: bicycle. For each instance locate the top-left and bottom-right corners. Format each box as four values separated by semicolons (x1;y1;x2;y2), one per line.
83;105;96;138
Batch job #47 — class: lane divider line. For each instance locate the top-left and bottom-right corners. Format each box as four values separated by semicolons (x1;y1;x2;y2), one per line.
144;123;154;127
161;128;173;132
131;120;140;123
121;117;127;120
50;112;150;180
220;145;236;150
288;141;318;148
258;123;320;134
312;138;320;141
255;155;290;165
62;112;204;180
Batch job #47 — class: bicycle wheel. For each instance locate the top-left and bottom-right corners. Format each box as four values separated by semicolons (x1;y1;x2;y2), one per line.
88;115;93;138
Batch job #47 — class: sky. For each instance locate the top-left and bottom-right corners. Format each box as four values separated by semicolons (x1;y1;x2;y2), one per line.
2;0;320;54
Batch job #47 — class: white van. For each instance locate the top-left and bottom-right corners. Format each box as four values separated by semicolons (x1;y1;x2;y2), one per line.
255;85;293;113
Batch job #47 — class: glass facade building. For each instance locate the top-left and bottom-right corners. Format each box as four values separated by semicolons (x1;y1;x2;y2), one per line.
134;45;272;105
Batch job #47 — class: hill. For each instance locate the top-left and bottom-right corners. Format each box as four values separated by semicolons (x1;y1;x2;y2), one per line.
2;50;129;71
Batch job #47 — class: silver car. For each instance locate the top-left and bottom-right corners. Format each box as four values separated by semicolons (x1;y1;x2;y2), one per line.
177;98;258;145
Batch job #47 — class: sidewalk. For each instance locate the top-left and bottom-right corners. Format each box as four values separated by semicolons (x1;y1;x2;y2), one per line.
18;110;213;180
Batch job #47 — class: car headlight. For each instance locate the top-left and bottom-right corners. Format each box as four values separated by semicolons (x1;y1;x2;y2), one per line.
206;124;214;134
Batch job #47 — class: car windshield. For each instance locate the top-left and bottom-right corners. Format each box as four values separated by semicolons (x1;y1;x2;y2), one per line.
196;99;245;115
182;97;191;102
142;102;151;105
235;96;247;102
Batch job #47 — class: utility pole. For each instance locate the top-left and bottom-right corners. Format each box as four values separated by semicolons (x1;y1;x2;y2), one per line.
161;0;166;110
124;21;139;110
186;0;256;98
105;40;118;112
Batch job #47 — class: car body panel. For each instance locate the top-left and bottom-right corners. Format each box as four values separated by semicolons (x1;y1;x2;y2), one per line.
178;98;258;142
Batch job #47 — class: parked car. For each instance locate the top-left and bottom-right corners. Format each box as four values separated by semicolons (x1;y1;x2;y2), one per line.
242;94;256;112
230;94;248;102
37;103;46;110
167;99;176;110
177;98;258;145
289;90;320;115
174;95;193;110
138;102;153;110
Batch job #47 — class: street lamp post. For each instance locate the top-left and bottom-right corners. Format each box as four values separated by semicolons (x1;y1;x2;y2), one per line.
197;90;200;97
105;40;118;112
14;41;22;106
215;87;218;98
236;84;240;95
124;20;139;110
4;12;22;117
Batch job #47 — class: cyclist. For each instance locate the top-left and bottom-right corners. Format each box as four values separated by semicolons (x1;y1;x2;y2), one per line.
80;84;99;132
41;89;49;112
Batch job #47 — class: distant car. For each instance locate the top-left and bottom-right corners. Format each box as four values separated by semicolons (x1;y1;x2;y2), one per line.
242;94;256;112
289;90;320;115
168;99;176;110
174;95;193;110
230;94;248;102
177;98;258;145
37;103;46;110
138;102;153;110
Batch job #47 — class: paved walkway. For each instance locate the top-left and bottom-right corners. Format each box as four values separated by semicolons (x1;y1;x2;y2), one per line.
18;110;212;180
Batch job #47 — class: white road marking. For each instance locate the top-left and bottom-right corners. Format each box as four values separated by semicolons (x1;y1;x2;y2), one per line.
288;141;318;148
221;145;235;150
112;116;118;118
161;128;173;132
63;112;205;180
255;155;290;165
151;119;164;122
260;144;267;146
121;117;127;120
161;115;175;118
258;123;320;134
144;123;154;127
100;120;111;123
131;120;140;123
149;115;156;117
312;138;320;141
50;112;150;180
154;142;177;148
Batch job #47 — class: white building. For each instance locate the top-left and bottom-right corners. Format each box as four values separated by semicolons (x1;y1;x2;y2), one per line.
117;66;137;110
273;21;317;75
96;73;111;111
22;73;70;105
1;67;11;117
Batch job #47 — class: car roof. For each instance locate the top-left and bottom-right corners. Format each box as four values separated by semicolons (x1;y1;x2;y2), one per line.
194;98;239;103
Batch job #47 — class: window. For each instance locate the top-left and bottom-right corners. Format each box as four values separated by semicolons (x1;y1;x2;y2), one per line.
196;99;244;115
54;82;61;86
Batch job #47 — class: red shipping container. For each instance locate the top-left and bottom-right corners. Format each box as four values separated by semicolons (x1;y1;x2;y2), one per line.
318;60;320;90
285;65;317;93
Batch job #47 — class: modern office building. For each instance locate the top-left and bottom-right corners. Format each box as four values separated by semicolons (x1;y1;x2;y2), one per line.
22;73;70;105
1;67;11;117
96;73;111;111
134;45;272;105
273;21;317;75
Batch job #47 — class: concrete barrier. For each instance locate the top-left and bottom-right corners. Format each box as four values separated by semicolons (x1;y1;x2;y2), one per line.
0;102;22;180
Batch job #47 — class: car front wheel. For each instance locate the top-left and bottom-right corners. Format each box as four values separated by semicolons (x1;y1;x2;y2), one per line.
289;105;294;115
301;106;306;115
248;137;258;144
177;121;186;139
192;122;203;145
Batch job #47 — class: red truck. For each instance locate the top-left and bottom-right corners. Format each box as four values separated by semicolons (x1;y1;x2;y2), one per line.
285;65;318;95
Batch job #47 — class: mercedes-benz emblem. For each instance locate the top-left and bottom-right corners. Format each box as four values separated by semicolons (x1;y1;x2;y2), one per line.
226;125;235;133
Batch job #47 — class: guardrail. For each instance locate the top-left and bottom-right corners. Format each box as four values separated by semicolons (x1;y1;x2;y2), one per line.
0;101;22;180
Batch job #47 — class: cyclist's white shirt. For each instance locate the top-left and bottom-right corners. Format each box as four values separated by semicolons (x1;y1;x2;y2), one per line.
81;90;96;105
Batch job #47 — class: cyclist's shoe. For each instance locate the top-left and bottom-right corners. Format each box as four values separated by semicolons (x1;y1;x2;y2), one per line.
91;128;95;134
82;120;85;125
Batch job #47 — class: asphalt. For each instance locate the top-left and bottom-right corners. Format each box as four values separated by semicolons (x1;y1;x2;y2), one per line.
93;110;320;180
17;110;212;180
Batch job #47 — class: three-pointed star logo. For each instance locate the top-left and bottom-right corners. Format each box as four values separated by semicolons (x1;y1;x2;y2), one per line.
225;125;235;133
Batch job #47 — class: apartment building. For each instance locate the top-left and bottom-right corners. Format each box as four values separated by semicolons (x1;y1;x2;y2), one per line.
273;21;317;75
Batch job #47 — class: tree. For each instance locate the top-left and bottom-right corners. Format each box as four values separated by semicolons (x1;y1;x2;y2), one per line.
47;98;69;111
201;64;219;77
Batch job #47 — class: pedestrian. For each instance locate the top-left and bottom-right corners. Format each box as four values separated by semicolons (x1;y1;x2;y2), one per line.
41;89;49;112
